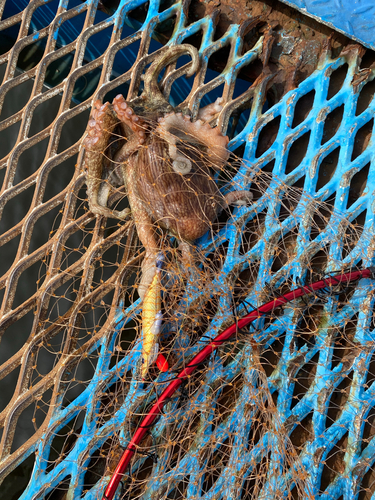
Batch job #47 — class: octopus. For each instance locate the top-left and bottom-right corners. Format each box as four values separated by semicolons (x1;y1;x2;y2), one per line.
83;44;252;375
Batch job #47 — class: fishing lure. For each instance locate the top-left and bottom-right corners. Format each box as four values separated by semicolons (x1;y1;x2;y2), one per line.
140;254;168;378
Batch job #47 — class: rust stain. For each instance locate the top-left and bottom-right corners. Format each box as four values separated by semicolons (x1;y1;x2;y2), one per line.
188;0;354;104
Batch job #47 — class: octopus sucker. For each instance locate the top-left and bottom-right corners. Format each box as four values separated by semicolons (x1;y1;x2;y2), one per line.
83;101;130;219
83;44;253;376
155;112;229;172
112;94;147;145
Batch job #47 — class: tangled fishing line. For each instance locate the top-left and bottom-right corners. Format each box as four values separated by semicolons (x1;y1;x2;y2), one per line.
77;106;375;499
1;13;375;499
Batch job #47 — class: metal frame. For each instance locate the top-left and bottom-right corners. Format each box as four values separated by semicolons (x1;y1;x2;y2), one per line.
0;1;375;499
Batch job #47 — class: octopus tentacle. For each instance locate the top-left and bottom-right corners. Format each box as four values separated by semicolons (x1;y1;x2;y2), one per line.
224;190;253;206
84;100;114;155
113;94;147;145
125;154;160;300
198;97;225;122
84;101;130;219
143;45;200;106
167;146;192;174
156;112;229;172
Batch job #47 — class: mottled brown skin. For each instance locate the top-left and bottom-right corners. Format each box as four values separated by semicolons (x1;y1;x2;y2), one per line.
84;101;132;220
132;137;224;241
83;44;252;299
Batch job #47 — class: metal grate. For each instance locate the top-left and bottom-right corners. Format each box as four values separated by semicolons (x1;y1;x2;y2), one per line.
1;1;375;499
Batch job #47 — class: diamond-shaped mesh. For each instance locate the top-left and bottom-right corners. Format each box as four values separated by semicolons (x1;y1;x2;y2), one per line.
1;1;375;500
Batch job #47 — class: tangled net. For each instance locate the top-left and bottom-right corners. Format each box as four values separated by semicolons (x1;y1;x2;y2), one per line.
20;134;374;500
1;2;375;498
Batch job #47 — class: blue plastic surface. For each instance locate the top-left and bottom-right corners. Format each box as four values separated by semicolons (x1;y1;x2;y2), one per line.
279;0;375;50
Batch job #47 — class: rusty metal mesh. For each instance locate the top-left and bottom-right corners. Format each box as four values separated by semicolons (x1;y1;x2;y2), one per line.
0;0;153;483
1;0;375;499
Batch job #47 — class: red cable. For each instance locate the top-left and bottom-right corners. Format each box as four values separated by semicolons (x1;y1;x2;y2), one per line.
103;268;372;499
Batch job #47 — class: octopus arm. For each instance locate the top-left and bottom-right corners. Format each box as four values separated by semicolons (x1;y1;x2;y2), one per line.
156;113;229;171
83;101;130;219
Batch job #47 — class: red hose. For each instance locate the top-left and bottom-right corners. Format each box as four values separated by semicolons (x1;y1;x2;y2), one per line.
103;268;372;499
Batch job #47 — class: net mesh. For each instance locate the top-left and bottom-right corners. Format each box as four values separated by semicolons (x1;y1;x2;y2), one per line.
1;1;375;499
